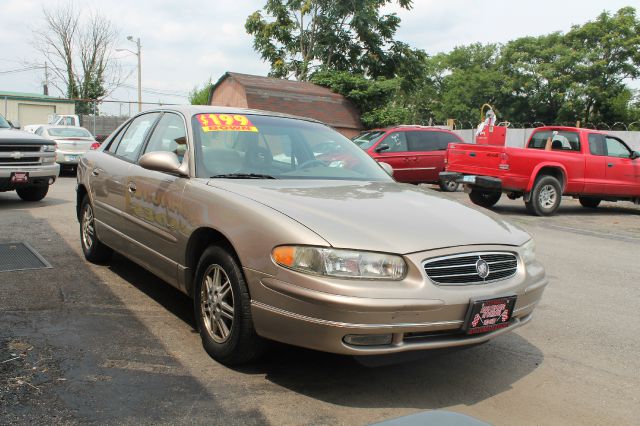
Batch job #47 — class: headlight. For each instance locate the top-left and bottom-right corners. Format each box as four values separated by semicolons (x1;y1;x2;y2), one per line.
272;246;406;280
521;239;536;264
42;145;56;152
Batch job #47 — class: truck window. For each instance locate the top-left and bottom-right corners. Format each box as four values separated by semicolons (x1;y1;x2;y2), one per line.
588;134;605;156
406;131;438;152
528;130;580;152
605;137;631;158
383;132;408;152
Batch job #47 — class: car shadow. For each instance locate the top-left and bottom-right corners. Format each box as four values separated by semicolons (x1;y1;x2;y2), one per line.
0;194;68;208
104;251;544;411
233;332;543;410
105;253;197;330
491;201;640;217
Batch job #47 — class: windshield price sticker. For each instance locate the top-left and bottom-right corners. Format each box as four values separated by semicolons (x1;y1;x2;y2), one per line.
197;114;258;132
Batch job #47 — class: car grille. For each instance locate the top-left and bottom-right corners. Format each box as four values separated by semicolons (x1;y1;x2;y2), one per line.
423;252;518;285
0;144;45;166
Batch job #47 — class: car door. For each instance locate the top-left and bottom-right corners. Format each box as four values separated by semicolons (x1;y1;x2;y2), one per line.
583;133;607;195
371;131;412;182
94;112;161;252
121;112;188;286
405;130;441;183
603;136;638;196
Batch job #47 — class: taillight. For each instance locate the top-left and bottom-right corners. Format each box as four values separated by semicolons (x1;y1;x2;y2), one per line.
90;142;101;150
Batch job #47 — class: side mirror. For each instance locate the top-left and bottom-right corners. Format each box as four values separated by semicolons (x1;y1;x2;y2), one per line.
375;144;390;153
139;151;188;176
631;151;640;160
378;161;394;176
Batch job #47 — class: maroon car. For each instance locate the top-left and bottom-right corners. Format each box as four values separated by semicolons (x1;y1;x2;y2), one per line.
353;126;464;191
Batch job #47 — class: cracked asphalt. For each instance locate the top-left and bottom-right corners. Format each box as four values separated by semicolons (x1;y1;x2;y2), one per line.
0;175;638;425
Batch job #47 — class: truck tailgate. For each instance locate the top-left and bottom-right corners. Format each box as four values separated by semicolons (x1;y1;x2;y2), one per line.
446;143;506;175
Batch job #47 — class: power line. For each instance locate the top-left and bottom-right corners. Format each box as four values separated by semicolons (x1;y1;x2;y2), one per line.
0;66;44;75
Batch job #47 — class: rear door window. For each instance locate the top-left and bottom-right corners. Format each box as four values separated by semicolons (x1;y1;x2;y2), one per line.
528;130;580;151
114;113;160;162
588;134;605;156
406;131;439;152
435;131;461;150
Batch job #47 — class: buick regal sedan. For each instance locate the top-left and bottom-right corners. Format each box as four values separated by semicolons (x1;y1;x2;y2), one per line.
76;106;547;365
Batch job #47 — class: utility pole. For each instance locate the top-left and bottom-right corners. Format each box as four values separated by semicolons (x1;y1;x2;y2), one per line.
130;36;142;112
43;62;49;96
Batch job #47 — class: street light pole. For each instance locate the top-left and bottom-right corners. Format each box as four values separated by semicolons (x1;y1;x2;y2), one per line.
129;36;142;112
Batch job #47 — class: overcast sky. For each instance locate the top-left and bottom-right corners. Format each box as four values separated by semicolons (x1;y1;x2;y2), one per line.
0;0;636;114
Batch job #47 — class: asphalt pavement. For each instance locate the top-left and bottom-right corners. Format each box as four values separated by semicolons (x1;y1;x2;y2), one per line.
1;176;638;425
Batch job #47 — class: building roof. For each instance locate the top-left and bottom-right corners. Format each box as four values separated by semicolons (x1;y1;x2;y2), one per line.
0;90;75;103
209;72;362;130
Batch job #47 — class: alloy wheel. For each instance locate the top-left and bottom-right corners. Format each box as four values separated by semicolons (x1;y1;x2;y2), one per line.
538;184;557;209
82;205;95;251
200;264;235;343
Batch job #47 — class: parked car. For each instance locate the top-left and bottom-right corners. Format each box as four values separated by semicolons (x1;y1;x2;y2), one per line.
24;114;81;134
35;125;99;171
354;126;464;191
77;106;547;365
440;126;640;216
0;113;59;201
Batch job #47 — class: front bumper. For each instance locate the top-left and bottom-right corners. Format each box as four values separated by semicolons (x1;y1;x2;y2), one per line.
440;172;502;190
247;245;548;356
0;164;60;191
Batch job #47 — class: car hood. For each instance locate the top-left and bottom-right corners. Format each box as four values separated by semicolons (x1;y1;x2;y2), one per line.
206;180;530;254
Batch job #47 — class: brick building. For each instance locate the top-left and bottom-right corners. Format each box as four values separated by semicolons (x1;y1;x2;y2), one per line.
208;72;363;138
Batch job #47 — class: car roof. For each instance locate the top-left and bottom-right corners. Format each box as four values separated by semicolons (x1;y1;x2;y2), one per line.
39;125;91;131
533;126;608;134
137;105;324;125
370;125;457;132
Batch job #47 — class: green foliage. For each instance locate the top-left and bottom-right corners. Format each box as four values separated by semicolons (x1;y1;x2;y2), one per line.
246;0;414;81
189;79;213;105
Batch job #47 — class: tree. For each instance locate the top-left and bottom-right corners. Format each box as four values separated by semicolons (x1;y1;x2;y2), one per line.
33;3;122;113
245;0;413;81
189;79;213;105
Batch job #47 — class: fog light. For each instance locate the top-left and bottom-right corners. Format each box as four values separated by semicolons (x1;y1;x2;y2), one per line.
343;334;393;346
48;178;54;185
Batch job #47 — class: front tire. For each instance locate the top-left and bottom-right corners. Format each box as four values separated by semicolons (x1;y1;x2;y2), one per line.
194;245;264;365
439;180;460;192
579;197;601;208
468;188;501;208
16;185;48;202
80;196;113;263
525;176;562;216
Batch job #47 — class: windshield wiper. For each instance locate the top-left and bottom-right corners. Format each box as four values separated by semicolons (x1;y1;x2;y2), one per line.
210;173;277;179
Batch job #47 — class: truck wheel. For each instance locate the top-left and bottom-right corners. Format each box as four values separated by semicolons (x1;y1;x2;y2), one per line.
525;176;562;216
16;185;49;202
439;180;460;192
468;189;501;208
80;196;113;263
579;197;601;208
194;245;264;365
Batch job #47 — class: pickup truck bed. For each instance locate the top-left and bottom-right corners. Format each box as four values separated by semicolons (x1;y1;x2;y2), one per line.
440;126;640;216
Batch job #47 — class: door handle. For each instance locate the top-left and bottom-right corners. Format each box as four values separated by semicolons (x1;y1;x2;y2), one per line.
127;183;137;193
607;163;614;168
91;168;102;176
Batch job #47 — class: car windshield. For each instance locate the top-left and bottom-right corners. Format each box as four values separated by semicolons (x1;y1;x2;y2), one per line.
192;113;393;181
0;115;10;129
353;131;385;149
48;127;92;138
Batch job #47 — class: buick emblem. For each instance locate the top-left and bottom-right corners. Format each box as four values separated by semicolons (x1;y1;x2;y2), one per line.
476;259;490;279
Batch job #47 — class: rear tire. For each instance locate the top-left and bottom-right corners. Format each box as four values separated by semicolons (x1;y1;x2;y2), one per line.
80;195;113;263
579;197;601;208
194;245;264;365
439;180;460;192
468;188;501;208
524;175;562;216
16;185;48;202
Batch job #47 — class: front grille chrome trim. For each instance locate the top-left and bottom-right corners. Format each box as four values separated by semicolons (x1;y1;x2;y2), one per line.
423;251;518;286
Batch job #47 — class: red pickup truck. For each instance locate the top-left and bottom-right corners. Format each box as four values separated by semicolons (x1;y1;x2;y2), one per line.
440;126;640;216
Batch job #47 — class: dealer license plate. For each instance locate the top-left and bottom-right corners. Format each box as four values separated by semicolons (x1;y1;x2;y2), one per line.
464;296;517;335
462;175;476;184
10;172;29;184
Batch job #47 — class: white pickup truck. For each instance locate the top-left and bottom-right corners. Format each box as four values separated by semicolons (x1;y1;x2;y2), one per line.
23;114;80;133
